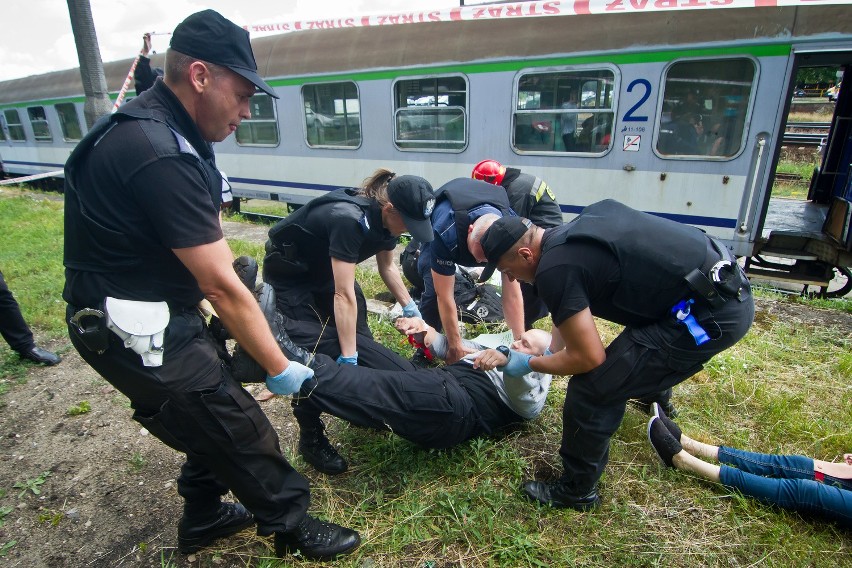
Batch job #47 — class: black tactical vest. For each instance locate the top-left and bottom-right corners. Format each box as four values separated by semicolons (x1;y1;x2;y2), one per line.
64;107;222;273
540;199;708;319
434;178;513;267
266;188;373;253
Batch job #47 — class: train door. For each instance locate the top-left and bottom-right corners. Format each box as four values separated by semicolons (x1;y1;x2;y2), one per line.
745;49;852;297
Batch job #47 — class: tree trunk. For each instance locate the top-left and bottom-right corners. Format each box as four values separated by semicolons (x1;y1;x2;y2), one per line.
66;0;112;128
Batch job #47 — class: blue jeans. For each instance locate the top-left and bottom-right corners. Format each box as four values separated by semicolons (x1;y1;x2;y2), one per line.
718;446;852;527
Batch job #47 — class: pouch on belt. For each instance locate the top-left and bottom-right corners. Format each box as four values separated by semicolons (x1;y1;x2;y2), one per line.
104;297;170;367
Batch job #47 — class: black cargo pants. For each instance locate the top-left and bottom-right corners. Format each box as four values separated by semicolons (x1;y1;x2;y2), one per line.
67;306;310;535
557;283;755;494
292;353;480;449
266;271;373;339
0;269;35;353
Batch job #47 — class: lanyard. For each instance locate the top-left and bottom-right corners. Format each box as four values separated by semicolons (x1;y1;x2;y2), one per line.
671;299;710;346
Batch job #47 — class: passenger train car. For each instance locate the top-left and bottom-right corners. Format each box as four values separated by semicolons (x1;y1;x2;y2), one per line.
1;2;851;295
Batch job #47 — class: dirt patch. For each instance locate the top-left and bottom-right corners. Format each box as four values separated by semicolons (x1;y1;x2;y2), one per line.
0;297;848;567
0;342;294;567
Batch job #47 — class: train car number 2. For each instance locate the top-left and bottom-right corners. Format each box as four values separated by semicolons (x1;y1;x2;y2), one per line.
623;79;652;122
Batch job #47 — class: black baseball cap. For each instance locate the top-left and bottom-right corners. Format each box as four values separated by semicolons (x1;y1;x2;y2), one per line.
387;175;436;243
170;10;278;98
479;217;533;281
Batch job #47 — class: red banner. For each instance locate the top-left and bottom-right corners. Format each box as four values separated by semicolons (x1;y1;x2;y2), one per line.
243;0;847;34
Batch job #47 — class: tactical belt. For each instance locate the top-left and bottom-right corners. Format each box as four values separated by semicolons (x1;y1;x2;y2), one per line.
683;237;745;309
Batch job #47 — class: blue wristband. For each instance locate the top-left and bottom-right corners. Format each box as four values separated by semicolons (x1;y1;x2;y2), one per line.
336;352;358;365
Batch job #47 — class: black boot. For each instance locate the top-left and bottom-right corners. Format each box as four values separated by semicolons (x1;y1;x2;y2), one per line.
297;416;348;475
177;502;254;554
230;344;265;383
521;480;601;511
212;257;261;343
269;311;314;366
233;255;258;291
274;514;360;560
255;282;277;329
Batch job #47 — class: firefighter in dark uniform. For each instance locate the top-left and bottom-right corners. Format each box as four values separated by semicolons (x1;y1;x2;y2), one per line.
416;178;527;364
263;172;435;366
479;200;754;511
472;159;562;328
62;10;358;561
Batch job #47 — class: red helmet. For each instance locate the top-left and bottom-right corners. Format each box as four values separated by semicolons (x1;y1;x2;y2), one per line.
472;159;506;186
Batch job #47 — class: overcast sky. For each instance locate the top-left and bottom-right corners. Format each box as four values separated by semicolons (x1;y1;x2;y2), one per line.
0;0;460;82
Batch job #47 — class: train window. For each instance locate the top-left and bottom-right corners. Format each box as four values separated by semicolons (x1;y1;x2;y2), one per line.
302;82;361;148
393;76;467;152
513;69;615;154
656;58;756;159
27;106;52;142
235;94;278;146
4;109;26;141
55;103;82;141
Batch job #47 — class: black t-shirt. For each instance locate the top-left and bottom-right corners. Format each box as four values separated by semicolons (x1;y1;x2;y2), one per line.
289;199;397;283
448;365;524;435
534;232;657;328
64;81;222;308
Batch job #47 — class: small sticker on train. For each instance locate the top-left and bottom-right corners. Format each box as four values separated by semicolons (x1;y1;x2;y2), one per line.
623;135;641;152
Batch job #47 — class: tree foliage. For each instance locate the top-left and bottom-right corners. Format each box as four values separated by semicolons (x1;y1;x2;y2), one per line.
796;66;841;87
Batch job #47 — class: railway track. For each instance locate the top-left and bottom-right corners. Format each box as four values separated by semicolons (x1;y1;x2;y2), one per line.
782;121;830;147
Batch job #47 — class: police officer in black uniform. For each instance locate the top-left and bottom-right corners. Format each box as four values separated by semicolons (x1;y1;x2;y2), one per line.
62;10;358;561
0;269;61;365
472;159;562;328
263;171;434;366
416;178;527;364
479;200;754;511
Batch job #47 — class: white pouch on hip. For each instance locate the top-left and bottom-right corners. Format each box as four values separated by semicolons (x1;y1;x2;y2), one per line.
104;297;170;367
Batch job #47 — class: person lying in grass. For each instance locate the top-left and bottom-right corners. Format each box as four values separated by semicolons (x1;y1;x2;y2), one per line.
231;289;552;475
648;402;852;528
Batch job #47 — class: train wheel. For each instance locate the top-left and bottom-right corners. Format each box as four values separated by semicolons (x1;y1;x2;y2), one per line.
800;265;852;299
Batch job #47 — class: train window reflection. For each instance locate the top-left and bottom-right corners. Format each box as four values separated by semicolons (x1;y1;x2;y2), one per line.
27;106;52;142
393;76;467;152
302;82;361;148
4;109;26;142
236;94;279;147
55;103;82;142
514;69;615;154
656;58;756;159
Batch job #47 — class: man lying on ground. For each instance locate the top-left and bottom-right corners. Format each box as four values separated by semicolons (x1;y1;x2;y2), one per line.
230;285;552;475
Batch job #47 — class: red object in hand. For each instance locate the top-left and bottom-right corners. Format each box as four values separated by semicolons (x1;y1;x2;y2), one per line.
407;334;434;361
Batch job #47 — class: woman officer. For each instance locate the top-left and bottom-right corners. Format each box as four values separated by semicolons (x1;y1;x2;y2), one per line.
262;170;435;365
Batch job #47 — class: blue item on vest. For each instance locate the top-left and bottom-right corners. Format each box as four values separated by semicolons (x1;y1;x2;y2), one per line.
671;299;710;345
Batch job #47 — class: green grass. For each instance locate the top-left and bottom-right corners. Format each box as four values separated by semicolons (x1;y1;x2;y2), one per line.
2;188;851;566
228;198;292;220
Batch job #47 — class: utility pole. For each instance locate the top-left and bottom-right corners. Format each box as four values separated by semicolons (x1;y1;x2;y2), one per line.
66;0;112;127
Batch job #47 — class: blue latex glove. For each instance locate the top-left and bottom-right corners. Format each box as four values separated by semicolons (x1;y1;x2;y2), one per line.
336;352;359;365
402;299;422;319
266;361;314;395
497;350;533;377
